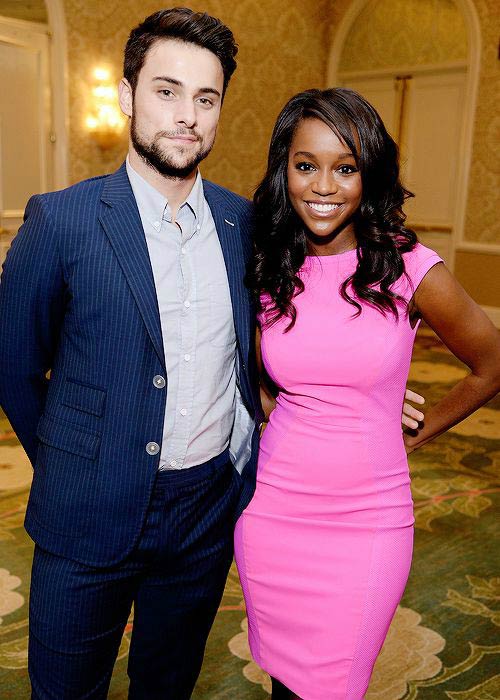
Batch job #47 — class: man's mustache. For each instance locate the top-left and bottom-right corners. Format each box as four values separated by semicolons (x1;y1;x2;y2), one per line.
156;129;201;141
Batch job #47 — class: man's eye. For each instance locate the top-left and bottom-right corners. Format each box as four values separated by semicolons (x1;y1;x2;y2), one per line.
159;89;174;98
296;162;315;172
198;97;213;107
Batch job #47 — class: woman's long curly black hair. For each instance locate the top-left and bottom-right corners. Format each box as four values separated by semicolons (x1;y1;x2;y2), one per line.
247;88;417;329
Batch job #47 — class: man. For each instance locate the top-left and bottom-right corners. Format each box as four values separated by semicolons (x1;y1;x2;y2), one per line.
0;8;261;699
0;7;424;699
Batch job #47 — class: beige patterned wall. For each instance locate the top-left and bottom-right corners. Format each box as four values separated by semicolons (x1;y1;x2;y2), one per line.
338;0;467;71
0;1;47;23
59;0;499;249
462;0;500;245
62;0;330;198
329;0;500;250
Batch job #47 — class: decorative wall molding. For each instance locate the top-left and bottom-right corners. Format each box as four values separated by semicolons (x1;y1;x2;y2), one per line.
44;0;69;190
481;306;500;328
327;0;483;270
1;210;24;219
451;0;481;255
0;14;48;34
456;243;500;256
0;211;23;233
338;61;468;82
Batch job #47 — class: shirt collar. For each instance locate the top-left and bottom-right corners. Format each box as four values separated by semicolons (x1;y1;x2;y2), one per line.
125;156;203;228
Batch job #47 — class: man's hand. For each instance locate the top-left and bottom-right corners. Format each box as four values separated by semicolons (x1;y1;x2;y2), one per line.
402;389;425;430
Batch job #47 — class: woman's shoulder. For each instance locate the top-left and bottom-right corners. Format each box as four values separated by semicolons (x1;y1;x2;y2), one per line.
401;241;443;283
387;241;443;300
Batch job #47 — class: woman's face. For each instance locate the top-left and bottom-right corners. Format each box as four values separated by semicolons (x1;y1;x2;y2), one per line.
287;117;362;254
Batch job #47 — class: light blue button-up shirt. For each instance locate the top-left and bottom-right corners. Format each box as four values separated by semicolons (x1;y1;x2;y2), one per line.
126;159;237;469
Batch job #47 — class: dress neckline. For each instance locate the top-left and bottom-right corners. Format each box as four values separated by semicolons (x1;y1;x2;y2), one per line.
305;247;358;262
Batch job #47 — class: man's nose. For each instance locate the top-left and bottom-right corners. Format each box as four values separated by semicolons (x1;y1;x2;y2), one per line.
174;99;197;129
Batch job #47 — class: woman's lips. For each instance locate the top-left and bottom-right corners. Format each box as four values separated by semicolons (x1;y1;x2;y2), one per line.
305;201;343;217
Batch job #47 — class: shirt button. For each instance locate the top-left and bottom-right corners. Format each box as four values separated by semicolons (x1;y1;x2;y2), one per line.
184;300;191;308
153;221;161;230
169;459;178;467
184;354;191;362
181;247;187;255
196;224;200;231
153;375;166;388
146;442;160;455
180;408;188;416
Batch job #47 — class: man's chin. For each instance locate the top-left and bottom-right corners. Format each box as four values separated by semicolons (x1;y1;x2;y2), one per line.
134;139;211;179
153;159;200;179
135;149;201;179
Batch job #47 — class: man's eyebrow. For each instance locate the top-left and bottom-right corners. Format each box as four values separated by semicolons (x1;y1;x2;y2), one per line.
198;87;221;97
153;76;183;87
152;76;221;97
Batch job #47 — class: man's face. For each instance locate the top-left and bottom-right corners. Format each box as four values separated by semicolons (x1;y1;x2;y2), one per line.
119;39;224;178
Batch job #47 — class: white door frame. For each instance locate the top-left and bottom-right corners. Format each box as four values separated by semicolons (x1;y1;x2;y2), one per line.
326;0;486;261
45;0;69;190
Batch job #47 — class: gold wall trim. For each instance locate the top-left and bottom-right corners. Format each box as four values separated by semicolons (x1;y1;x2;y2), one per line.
456;244;500;256
409;224;453;234
1;210;24;219
338;61;468;81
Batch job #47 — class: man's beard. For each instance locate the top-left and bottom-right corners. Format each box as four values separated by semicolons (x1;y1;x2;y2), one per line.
131;113;214;179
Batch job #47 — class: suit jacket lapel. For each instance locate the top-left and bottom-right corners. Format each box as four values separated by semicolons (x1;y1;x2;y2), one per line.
99;164;165;370
203;182;251;361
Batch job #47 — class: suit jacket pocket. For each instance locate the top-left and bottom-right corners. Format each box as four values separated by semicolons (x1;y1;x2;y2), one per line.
60;378;106;417
36;414;101;460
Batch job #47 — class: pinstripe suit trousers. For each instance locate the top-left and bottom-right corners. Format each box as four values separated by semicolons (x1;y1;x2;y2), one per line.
28;450;241;700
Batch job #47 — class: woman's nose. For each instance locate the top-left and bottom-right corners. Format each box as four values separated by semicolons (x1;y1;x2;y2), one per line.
311;172;338;196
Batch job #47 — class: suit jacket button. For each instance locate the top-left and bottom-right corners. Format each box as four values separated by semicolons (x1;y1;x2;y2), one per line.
153;375;166;388
146;442;160;455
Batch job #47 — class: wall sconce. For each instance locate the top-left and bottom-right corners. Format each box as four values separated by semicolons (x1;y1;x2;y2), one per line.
85;67;126;150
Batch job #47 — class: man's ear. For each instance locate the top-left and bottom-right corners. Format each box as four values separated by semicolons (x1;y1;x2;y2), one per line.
118;78;133;118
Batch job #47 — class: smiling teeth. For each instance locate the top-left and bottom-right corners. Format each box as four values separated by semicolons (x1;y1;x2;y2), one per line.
307;203;341;212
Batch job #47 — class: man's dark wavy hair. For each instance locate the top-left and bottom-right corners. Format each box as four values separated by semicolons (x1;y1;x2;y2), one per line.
247;87;417;330
124;7;238;97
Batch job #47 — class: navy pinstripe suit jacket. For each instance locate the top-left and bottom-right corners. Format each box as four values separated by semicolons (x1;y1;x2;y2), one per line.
0;163;263;566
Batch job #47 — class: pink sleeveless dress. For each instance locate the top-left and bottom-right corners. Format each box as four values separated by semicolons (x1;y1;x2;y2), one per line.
234;243;442;699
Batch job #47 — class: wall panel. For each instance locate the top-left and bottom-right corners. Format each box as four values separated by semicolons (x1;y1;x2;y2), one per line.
62;0;330;198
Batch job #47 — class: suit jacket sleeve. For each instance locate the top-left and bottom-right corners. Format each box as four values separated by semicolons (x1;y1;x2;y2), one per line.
0;195;65;464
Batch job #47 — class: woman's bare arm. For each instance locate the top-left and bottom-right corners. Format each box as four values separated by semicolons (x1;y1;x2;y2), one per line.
404;262;500;453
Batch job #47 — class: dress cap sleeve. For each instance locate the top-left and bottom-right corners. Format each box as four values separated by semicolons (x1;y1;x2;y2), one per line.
401;243;443;299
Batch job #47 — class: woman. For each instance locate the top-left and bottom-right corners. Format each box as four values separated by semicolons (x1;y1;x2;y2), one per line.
234;88;500;700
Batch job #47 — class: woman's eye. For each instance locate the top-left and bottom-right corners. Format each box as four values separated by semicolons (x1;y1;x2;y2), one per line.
296;162;315;172
338;164;358;175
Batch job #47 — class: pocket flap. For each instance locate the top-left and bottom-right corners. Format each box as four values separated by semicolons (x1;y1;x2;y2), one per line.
61;378;106;417
36;414;101;460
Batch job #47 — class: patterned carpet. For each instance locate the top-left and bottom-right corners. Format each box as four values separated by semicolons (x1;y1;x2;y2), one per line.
0;329;498;699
